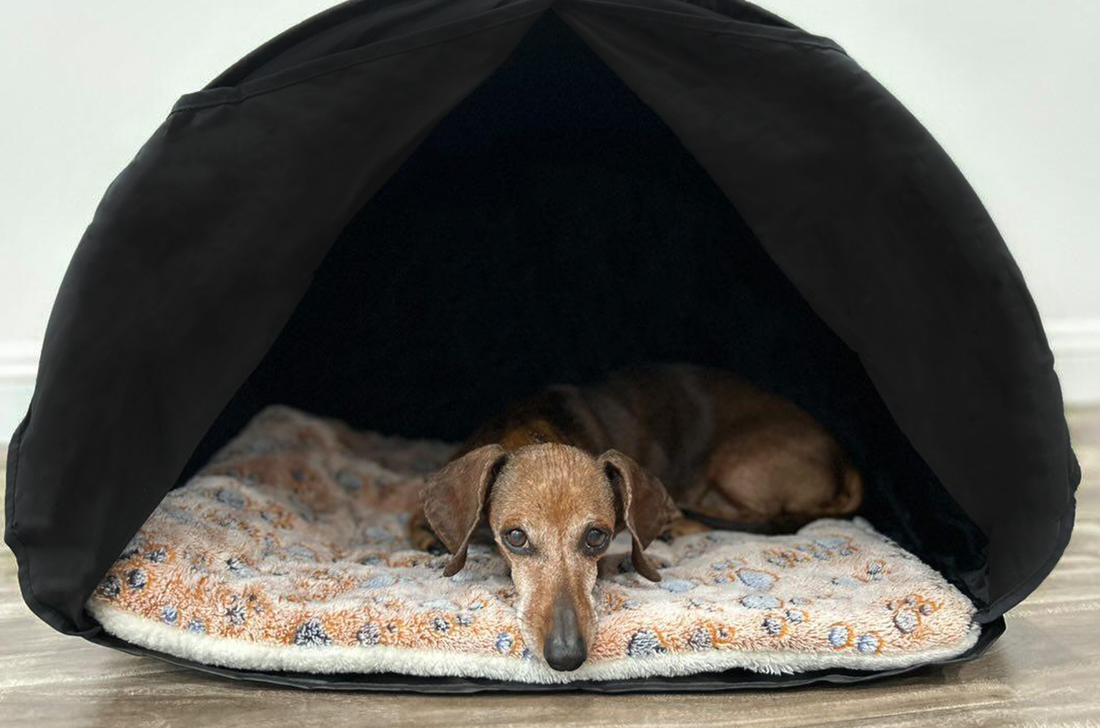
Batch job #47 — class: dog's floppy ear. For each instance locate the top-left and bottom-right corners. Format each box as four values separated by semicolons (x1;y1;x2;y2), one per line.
424;444;508;577
599;450;678;582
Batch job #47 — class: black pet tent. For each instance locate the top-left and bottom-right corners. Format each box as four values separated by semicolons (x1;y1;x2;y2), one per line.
5;0;1079;691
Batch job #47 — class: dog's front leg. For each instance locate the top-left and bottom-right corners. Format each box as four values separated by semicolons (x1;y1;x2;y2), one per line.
597;549;676;578
597;552;631;579
407;505;447;554
661;515;712;541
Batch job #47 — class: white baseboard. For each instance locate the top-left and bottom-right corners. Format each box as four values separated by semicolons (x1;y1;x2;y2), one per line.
1047;319;1100;406
0;340;39;383
1;319;1098;443
0;340;38;443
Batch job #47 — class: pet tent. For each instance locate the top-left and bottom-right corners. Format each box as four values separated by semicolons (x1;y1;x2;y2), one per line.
4;0;1078;691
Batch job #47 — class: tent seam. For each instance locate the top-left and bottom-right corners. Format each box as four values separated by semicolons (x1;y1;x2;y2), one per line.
208;0;411;89
171;4;550;114
979;493;1077;621
557;0;845;53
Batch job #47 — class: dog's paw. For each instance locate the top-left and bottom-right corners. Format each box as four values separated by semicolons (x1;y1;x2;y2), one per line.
599;550;673;578
410;527;447;554
661;516;712;542
408;509;448;553
598;552;630;579
639;552;673;571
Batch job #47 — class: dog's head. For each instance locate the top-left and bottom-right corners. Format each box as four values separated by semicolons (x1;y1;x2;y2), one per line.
423;443;677;672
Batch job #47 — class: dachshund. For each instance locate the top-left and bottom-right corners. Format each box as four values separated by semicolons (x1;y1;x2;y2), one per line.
409;363;863;671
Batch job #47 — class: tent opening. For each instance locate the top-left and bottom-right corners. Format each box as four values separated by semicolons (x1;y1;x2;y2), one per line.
178;11;988;610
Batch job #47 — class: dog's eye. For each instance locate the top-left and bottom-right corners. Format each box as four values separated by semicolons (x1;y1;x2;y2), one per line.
585;528;610;552
503;528;528;550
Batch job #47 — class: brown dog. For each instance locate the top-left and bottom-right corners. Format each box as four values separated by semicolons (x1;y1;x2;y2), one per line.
411;363;862;671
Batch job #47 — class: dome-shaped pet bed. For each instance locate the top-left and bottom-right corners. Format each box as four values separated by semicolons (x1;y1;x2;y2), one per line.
5;0;1078;692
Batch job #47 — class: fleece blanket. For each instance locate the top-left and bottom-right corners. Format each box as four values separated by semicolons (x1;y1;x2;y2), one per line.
87;406;979;683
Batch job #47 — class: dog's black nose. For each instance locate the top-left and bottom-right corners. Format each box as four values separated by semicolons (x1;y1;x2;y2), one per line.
543;595;588;672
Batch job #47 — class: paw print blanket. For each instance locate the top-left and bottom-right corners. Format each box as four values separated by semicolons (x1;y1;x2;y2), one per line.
86;406;979;683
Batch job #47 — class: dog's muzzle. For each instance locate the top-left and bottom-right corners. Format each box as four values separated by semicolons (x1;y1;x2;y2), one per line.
543;592;588;671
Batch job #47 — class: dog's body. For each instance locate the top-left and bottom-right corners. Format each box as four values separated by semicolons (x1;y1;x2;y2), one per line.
412;364;862;671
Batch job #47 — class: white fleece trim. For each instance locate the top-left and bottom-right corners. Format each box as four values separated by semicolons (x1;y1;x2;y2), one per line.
88;601;981;683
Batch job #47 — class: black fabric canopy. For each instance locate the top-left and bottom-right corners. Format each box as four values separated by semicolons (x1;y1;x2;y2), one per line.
5;0;1079;690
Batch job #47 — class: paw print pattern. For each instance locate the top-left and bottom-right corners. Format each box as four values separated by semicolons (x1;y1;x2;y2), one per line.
294;619;332;647
763;547;810;569
495;631;515;654
827;624;853;649
688;626;713;650
741;594;782;610
762;616;787;637
827;624;882;655
658;578;697;593
225;604;247;626
627;628;667;657
98;575;121;599
736;569;778;590
858;559;888;582
887;594;941;636
357;623;382;645
126;569;148;590
855;632;882;654
784;608;808;625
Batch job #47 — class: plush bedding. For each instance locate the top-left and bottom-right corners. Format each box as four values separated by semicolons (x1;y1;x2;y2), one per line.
86;406;979;683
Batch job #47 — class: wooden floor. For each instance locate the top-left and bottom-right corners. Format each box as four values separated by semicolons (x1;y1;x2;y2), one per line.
2;411;1098;728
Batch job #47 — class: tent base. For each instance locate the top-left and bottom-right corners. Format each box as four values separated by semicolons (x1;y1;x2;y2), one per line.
84;618;1003;693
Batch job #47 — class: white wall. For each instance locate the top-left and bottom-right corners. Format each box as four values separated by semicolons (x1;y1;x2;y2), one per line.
0;0;339;437
1;1;1098;439
759;0;1100;402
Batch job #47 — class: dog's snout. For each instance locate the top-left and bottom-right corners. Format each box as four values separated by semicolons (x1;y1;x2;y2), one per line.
543;593;588;671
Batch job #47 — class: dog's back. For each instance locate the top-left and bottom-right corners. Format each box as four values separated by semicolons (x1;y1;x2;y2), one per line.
454;364;862;527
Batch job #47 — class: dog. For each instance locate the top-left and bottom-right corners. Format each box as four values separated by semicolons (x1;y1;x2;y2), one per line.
410;363;863;671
